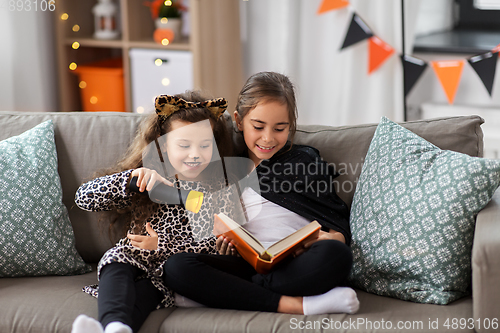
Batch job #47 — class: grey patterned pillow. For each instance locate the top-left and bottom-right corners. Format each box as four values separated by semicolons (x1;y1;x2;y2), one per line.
0;120;91;277
349;117;500;304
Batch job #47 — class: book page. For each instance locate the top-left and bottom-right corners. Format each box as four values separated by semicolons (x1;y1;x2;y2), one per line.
266;221;321;257
214;213;266;255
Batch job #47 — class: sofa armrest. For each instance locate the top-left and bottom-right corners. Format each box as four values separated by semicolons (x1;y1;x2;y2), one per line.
472;190;500;332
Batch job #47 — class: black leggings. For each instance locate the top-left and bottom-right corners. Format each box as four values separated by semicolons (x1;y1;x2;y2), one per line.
163;240;352;312
98;263;164;333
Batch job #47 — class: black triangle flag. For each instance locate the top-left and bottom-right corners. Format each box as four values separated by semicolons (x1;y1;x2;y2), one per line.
401;55;428;97
468;51;499;96
340;13;373;50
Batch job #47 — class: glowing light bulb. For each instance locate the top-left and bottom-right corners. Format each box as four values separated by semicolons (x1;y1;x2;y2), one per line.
61;13;69;20
155;58;163;66
137;107;145;114
79;81;87;89
72;25;80;32
69;62;77;70
90;96;98;104
161;17;168;24
162;78;170;86
72;42;80;49
164;1;172;6
161;39;170;46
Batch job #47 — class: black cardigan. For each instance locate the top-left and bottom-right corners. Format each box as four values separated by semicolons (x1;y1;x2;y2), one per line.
238;142;351;246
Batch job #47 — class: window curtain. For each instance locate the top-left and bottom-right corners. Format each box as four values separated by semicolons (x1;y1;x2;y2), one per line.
0;10;57;112
240;0;421;126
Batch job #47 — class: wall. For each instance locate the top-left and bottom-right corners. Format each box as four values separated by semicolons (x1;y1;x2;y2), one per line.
414;0;455;37
0;9;57;112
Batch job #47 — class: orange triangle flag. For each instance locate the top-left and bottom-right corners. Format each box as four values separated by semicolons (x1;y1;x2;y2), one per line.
493;43;500;53
431;60;465;104
317;0;349;14
368;36;395;74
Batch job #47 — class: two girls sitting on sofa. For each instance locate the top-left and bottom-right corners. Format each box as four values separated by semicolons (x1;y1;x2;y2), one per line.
72;72;359;333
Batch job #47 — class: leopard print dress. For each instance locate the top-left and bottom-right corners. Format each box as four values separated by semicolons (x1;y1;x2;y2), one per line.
75;169;234;308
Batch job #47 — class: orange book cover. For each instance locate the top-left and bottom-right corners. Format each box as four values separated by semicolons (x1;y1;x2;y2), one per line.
213;213;321;274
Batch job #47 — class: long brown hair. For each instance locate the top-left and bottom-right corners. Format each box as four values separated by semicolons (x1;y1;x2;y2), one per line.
95;90;233;242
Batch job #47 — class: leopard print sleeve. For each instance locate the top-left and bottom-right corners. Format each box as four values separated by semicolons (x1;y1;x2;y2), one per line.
190;236;217;254
75;170;134;212
213;183;239;220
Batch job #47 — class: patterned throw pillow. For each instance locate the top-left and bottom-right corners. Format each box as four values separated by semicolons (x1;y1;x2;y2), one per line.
0;120;91;277
349;117;500;304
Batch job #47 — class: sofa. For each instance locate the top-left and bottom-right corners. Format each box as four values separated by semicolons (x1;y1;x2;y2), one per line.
0;110;498;333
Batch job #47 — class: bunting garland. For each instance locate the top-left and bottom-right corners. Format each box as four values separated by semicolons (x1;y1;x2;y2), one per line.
318;1;499;103
317;0;349;15
368;36;395;74
401;55;428;96
431;60;465;104
340;13;373;50
468;52;499;96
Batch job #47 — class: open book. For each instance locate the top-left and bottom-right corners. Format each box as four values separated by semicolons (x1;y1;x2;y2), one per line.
213;213;321;274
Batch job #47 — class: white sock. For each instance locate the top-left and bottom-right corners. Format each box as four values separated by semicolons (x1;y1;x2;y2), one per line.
71;314;104;333
104;322;132;333
303;287;360;315
174;292;206;308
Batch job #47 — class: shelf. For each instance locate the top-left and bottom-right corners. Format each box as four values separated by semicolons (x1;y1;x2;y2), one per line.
413;29;500;54
64;37;190;51
127;38;190;51
64;37;123;49
55;0;243;113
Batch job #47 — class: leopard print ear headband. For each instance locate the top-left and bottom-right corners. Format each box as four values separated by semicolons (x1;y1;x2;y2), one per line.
155;95;228;125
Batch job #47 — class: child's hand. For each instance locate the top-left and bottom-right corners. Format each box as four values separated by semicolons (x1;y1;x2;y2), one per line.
131;167;173;192
127;223;159;250
216;236;238;256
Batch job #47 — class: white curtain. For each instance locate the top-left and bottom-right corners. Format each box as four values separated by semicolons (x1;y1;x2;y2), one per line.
240;0;421;126
0;10;57;112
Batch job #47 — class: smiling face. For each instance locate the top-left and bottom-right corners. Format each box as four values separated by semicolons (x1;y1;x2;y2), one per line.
165;119;214;180
235;100;290;166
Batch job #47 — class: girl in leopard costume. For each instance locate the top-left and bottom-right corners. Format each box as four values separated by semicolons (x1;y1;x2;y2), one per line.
71;91;235;333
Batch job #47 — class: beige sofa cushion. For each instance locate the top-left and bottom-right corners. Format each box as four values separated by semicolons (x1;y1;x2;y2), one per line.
294;115;484;206
159;292;472;333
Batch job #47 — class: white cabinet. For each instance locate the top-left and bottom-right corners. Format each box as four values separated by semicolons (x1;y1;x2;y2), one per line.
129;49;193;114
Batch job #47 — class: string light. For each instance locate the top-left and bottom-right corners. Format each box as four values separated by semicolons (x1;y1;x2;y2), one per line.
160;17;168;24
155;58;163;66
164;1;172;6
161;39;170;46
137;107;145;114
162;78;170;86
72;42;80;49
61;13;69;20
69;62;77;70
79;81;87;89
72;25;80;32
90;96;98;104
